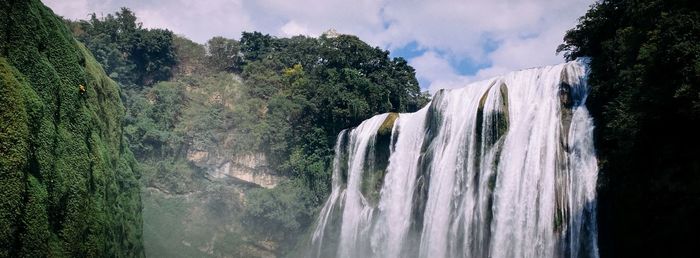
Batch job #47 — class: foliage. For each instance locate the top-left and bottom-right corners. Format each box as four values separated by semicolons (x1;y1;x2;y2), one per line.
559;0;699;257
235;32;427;174
172;35;206;76
123;81;187;158
0;0;143;257
245;180;316;238
206;36;243;72
65;8;177;88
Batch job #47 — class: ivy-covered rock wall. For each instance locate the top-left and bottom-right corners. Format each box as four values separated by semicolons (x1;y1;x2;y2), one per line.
0;0;143;257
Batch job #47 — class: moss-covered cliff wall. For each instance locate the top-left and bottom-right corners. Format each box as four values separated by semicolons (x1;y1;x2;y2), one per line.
0;0;143;257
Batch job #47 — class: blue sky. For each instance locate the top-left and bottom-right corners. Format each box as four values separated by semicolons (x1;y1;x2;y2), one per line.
45;0;595;93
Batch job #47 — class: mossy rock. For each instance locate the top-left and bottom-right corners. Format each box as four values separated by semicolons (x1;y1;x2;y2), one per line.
0;0;143;256
358;113;399;206
476;81;509;149
361;168;387;207
377;112;399;136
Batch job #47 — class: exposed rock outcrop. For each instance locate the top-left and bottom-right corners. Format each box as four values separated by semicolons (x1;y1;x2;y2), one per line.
187;149;282;188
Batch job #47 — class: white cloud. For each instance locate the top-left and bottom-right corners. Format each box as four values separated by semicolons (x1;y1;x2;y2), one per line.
43;0;594;92
410;51;471;94
43;0;89;19
129;0;253;42
280;20;311;36
475;4;587;74
410;52;459;83
245;0;386;46
377;0;546;59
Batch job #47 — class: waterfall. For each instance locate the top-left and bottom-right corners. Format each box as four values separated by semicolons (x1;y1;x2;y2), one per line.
309;60;599;258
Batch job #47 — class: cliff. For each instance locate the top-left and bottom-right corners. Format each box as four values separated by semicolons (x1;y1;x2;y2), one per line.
0;0;143;256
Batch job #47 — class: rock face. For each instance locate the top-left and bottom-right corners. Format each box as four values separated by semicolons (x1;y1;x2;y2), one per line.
323;28;342;38
187;150;282;188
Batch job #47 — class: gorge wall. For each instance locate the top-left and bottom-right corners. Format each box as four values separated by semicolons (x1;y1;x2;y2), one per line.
0;0;143;256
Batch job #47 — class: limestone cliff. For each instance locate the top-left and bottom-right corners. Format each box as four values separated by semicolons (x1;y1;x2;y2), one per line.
188;150;282;188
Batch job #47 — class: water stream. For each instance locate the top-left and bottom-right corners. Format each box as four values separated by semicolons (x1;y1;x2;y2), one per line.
310;60;598;258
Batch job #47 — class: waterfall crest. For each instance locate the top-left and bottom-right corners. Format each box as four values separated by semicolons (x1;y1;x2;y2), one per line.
309;60;599;258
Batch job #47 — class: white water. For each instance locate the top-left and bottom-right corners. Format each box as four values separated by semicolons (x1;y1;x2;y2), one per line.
310;60;598;258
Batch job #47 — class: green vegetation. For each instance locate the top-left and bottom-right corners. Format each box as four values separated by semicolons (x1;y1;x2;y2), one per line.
245;181;316;239
65;8;177;88
66;7;429;256
559;0;699;256
0;0;143;257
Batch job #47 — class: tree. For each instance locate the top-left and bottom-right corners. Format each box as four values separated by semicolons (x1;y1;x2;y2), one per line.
66;8;177;88
240;32;275;62
559;0;699;257
206;36;242;72
131;28;177;85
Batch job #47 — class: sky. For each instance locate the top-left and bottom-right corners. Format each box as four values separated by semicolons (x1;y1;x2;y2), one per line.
44;0;595;93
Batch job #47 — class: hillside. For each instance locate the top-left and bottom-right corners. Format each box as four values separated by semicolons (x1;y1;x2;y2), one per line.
0;0;143;257
64;9;429;257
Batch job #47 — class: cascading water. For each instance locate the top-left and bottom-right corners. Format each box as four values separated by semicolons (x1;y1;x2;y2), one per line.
309;60;598;258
